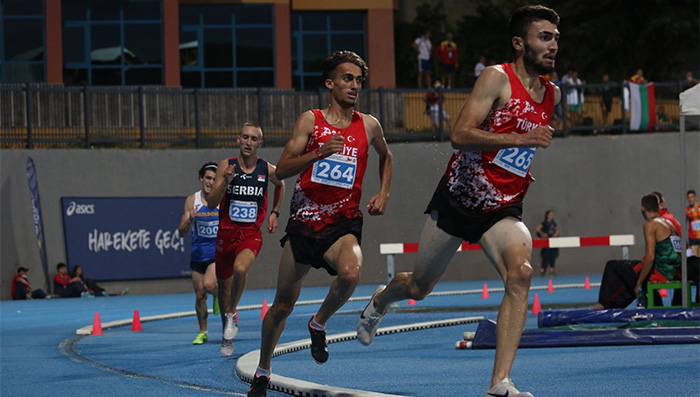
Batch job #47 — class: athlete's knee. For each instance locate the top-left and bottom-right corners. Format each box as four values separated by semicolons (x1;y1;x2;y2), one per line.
506;260;533;291
395;272;432;301
337;266;361;287
232;265;249;281
195;288;207;301
203;279;217;294
408;282;433;301
269;301;294;321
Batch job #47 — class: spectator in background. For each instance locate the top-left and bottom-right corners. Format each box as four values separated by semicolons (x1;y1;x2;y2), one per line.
473;56;486;79
536;210;560;277
72;265;127;297
629;68;647;84
72;265;106;296
685;71;699;84
548;71;565;130
54;262;91;298
425;81;452;134
434;33;458;88
595;193;681;309
413;30;433;88
687;190;700;257
563;70;584;125
599;74;613;128
633;194;681;302
653;191;682;233
12;267;46;300
655;105;672;130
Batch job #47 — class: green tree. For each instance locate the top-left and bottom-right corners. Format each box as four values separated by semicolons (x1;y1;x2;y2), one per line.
411;0;700;87
552;0;698;82
455;0;530;86
394;1;454;87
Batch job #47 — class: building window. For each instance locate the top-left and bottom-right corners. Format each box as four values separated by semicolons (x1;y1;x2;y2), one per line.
0;0;46;83
62;0;163;86
179;4;275;88
291;11;366;91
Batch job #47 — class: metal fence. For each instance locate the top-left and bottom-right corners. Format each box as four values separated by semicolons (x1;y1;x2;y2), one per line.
0;81;693;149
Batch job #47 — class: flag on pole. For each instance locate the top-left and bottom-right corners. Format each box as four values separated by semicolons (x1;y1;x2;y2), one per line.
26;157;50;292
629;82;655;131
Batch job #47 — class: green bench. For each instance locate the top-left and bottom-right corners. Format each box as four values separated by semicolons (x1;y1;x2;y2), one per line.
646;281;699;308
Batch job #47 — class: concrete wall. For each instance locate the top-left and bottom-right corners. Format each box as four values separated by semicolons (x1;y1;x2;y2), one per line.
2;132;698;299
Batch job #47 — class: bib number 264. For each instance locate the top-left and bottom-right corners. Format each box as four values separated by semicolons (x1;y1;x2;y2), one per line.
311;154;357;189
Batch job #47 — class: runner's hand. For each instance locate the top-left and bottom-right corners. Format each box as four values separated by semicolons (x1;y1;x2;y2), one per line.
521;125;553;148
367;193;388;216
223;164;235;184
319;134;344;157
268;213;278;233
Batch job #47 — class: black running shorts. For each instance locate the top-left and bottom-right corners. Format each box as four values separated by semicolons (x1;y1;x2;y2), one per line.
280;217;362;276
426;183;523;244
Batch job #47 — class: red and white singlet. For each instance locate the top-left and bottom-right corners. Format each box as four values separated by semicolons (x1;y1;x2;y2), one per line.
443;63;554;212
286;109;368;237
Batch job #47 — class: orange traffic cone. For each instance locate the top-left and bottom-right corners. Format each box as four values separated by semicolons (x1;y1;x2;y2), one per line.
532;294;541;315
584;277;591;290
91;312;103;335
482;283;489;299
131;309;142;331
260;299;268;319
547;279;554;293
408;299;417;305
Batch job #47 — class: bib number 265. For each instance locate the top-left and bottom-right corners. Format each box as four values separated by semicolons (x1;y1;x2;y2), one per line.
492;147;535;178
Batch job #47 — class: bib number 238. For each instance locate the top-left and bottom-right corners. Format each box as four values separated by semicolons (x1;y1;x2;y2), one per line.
311;154;356;189
492;146;535;178
229;200;257;223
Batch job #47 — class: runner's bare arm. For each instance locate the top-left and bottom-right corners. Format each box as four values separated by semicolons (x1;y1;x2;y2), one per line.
208;158;233;208
267;162;285;233
451;66;553;152
178;194;196;237
276;111;343;180
364;115;392;216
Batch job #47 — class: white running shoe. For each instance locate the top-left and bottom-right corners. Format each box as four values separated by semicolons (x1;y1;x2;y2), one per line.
485;378;534;397
220;338;233;357
223;312;238;340
356;285;386;346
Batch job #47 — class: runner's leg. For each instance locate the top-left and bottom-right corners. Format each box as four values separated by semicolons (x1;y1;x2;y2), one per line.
258;243;310;370
202;262;218;296
314;234;362;325
230;249;256;314
192;271;208;332
375;211;462;313
478;217;533;388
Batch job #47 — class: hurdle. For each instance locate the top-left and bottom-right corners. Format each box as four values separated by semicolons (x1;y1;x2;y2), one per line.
380;234;635;282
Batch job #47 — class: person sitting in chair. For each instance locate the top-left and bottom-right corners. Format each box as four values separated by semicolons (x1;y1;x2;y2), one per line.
595;193;681;309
